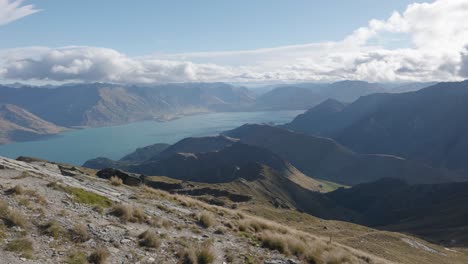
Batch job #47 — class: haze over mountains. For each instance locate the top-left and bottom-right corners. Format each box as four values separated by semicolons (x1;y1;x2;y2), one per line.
0;80;434;144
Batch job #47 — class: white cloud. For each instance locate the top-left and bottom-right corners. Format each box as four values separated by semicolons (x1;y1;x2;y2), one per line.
0;0;467;84
0;0;40;26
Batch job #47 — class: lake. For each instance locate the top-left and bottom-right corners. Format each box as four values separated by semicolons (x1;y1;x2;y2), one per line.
0;110;303;165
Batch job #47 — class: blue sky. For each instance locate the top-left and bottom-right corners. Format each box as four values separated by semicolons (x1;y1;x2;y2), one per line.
1;0;415;55
0;0;467;84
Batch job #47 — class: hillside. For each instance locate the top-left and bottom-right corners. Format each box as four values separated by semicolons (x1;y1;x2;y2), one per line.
0;83;255;128
83;136;236;170
2;156;467;263
223;124;461;185
284;99;348;134
0;104;64;144
326;178;468;247
127;142;302;183
284;80;468;174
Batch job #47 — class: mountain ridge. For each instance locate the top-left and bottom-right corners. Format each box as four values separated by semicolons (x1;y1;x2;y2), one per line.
285;80;468;173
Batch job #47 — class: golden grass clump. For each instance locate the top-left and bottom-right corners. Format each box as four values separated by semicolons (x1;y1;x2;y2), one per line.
110;204;147;223
138;229;161;248
4;208;28;228
41;220;64;239
72;223;90;243
109;176;123;186
198;211;215;228
179;241;215;264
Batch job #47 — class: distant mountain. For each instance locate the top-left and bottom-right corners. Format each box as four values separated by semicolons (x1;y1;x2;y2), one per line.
254;86;323;110
254;81;382;110
223;124;461;185
0;82;255;127
284;99;348;134
326;178;468;246
254;80;436;110
0;104;63;144
285;80;468;174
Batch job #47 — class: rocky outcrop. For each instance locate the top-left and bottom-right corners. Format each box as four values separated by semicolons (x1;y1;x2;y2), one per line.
96;168;143;186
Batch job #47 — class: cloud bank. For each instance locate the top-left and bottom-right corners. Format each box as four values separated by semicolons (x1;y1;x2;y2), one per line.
0;0;39;26
1;0;467;84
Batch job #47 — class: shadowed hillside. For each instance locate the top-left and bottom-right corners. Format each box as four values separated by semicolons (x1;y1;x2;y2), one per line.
223;124;461;185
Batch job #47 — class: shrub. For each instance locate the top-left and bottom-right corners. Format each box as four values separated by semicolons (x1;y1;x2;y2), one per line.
72;223;90;243
198;212;214;228
138;229;161;248
88;247;109;264
109;176;123;186
6;238;34;259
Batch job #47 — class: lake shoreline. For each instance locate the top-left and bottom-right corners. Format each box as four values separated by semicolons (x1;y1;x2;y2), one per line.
0;110;304;165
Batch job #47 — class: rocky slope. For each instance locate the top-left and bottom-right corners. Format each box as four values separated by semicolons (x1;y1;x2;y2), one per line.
1;156;467;263
0;104;63;144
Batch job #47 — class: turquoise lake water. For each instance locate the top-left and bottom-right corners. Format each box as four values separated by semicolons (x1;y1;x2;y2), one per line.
0;110;303;165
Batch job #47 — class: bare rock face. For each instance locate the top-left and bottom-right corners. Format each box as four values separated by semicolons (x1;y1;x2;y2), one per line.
96;168;143;186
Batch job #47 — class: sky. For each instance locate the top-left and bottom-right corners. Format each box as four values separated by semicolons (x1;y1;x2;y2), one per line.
0;0;467;84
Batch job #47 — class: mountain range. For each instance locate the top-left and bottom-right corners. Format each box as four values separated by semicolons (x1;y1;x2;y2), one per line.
285;80;468;174
254;80;435;110
83;126;468;246
0;82;255;128
84;124;462;186
0;80;436;144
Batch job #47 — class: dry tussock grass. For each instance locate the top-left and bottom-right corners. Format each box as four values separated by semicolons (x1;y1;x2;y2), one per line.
109;176;123;186
110;204;148;223
138;229;161;248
